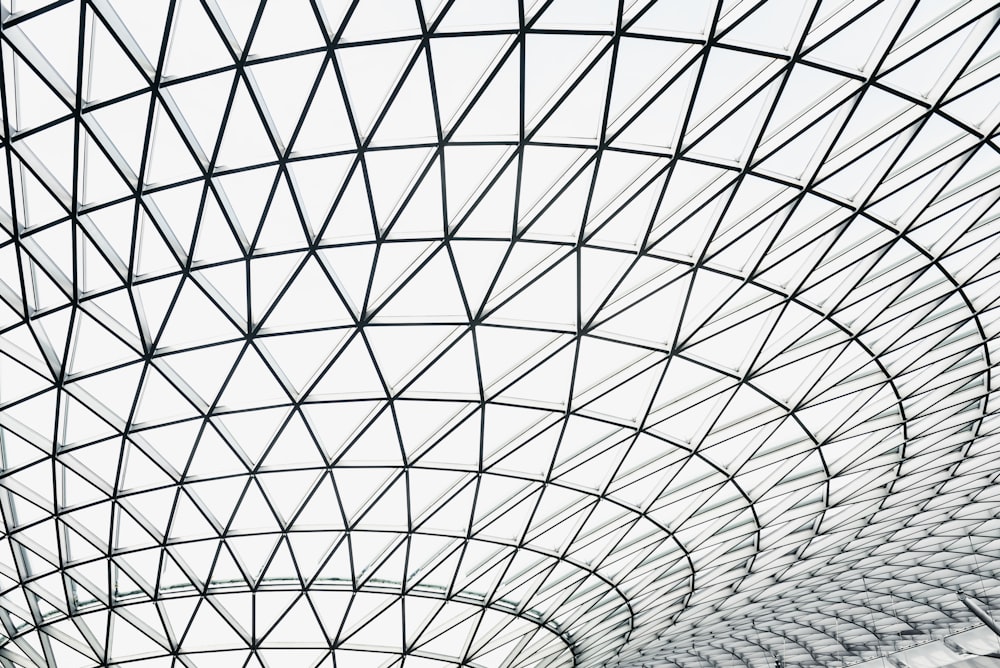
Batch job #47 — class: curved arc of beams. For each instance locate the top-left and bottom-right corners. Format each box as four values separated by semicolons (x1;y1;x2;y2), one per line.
7;6;992;210
718;608;894;664
172;222;984;468
4;3;997;151
0;243;960;528
596;276;972;656
601;4;732;643
0;299;914;621
316;321;699;625
165;476;641;659
616;148;989;565
693;639;768;668
0;278;984;640
18;128;990;370
667;136;996;406
671;616;851;668
0;585;580;666
1;2;1000;664
772;586;952;637
784;576;982;626
223;142;996;512
0;527;630;637
741;612;895;662
52;125;995;245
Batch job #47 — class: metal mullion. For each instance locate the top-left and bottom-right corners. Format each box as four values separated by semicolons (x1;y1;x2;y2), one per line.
0;1;75;29
578;157;674;248
375;151;443;241
752;85;866;167
74;207;134;287
525;24;625;555
729;28;926;583
874;292;991;361
875;2;998;79
617;18;739;563
231;90;285;222
339;33;430;292
546;572;634;646
675;43;820;364
683;61;788;156
799;0;887;63
436;38;520;147
751;327;867;385
93;5;183;643
571;350;666;413
237;23;328;304
870;141;982;214
86;0;164;79
894;343;989;401
297;515;348;592
77;109;145;195
149;9;270;302
3;111;77;146
681;292;789;352
155;269;244;336
251;588;311;647
3;141;74;223
705;108;835;285
892;5;1000;452
188;588;251;647
0;29;76;112
475;241;576;321
712;0;777;38
471;0;535;336
835;261;944;327
617;0;662;34
520;35;617;144
310;48;374;325
480;337;576;407
602;43;705;150
143;15;264;417
382;5;450;429
10;6;86;663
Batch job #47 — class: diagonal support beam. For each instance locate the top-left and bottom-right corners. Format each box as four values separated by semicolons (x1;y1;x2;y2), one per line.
960;593;1000;640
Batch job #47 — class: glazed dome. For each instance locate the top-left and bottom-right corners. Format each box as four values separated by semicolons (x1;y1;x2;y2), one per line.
0;1;998;667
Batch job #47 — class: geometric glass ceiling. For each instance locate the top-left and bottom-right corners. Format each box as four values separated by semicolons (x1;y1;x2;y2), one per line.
0;1;998;667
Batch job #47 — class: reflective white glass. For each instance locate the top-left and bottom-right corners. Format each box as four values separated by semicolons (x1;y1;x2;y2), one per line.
0;1;998;667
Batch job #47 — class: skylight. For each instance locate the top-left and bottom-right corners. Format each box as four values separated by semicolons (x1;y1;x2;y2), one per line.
0;1;998;667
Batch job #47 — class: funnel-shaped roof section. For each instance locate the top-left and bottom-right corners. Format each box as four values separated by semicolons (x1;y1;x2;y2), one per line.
0;1;998;667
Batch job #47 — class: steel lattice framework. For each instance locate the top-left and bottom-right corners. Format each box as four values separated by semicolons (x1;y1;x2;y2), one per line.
0;0;999;667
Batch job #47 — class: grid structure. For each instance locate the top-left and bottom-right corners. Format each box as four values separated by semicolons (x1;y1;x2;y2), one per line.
0;1;999;667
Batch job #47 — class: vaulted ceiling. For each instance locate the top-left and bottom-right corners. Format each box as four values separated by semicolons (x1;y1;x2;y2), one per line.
0;1;998;667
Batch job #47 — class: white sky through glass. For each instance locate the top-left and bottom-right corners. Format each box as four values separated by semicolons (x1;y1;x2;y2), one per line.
0;1;999;667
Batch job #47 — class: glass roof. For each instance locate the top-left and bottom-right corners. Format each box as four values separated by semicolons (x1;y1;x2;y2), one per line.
0;0;998;666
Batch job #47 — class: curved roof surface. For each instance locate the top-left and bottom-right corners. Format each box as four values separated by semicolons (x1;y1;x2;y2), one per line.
0;0;998;667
